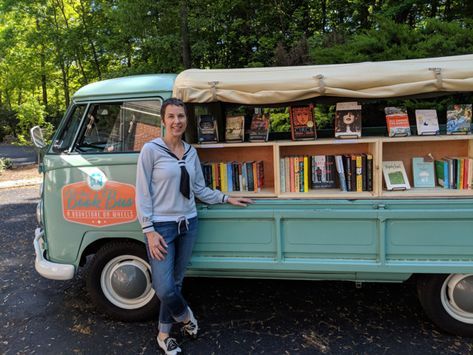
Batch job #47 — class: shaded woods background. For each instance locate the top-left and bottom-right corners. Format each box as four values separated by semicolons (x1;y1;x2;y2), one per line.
1;0;473;142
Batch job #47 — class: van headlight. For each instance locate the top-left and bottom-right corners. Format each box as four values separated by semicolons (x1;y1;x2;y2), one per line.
36;200;44;227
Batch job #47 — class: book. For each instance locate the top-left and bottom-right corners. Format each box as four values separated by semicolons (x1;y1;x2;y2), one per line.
248;113;270;142
335;155;347;191
356;155;363;192
412;157;435;188
280;158;286;193
311;155;336;189
284;157;290;192
383;161;411;190
303;156;309;192
289;104;317;140
415;109;440;135
227;163;233;192
335;102;362;138
435;160;448;188
385;107;411;137
366;154;373;192
197;114;219;143
343;155;352;191
447;104;472;134
225;115;245;142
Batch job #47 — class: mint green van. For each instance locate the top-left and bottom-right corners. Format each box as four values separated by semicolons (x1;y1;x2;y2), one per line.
32;57;473;336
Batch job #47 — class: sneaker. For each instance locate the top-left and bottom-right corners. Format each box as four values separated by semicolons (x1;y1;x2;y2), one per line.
157;336;181;355
182;307;199;338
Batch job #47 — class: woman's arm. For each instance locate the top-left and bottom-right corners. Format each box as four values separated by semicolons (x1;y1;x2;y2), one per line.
135;144;157;234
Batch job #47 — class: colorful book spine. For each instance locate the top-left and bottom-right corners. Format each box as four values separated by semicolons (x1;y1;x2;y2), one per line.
335;155;347;191
280;158;286;193
294;157;300;193
303;156;309;192
289;157;295;192
227;163;233;192
285;157;290;193
246;162;254;191
356;155;363;192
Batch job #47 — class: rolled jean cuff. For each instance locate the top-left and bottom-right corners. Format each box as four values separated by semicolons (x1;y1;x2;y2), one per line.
158;322;173;333
174;307;189;323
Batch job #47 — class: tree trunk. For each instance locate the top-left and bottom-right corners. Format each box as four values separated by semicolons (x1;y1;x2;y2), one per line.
180;0;192;68
321;0;327;33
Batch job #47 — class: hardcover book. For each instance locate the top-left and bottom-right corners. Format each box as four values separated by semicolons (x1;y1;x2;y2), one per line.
383;161;411;190
385;107;411;137
289;105;317;140
447;104;472;134
435;160;448;188
335;102;362;138
412;157;435;188
225;115;245;142
248;113;270;142
311;155;336;189
415;109;440;135
197;114;219;143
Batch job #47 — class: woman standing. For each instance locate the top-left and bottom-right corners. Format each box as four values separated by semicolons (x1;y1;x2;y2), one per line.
136;98;252;354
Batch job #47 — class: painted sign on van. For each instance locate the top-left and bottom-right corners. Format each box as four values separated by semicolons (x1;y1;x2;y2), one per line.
62;178;137;227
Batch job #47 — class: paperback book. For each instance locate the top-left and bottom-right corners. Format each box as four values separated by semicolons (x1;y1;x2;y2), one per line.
225;115;245;142
382;161;411;190
385;107;411;137
447;104;472;134
415;109;440;135
289;105;317;140
412;156;435;188
248;113;270;142
197;114;219;143
335;102;362;138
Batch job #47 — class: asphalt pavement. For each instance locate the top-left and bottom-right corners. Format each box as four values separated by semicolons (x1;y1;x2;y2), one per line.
1;186;472;354
0;144;37;168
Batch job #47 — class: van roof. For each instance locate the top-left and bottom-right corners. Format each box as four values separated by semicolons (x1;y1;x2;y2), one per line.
72;74;177;102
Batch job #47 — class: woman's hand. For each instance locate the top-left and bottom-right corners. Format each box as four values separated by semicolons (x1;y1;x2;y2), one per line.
145;231;168;260
227;196;253;207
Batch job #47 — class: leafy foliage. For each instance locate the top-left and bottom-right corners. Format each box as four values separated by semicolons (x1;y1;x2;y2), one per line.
0;0;472;142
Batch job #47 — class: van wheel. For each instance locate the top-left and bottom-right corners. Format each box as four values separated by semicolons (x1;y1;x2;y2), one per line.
417;274;473;336
86;241;159;321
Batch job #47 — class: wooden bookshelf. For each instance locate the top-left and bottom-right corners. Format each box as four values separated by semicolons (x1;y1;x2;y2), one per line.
193;135;473;199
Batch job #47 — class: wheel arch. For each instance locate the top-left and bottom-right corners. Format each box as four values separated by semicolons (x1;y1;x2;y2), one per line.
78;231;145;267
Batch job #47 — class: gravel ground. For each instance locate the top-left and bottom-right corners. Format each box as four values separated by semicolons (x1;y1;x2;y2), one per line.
1;187;472;354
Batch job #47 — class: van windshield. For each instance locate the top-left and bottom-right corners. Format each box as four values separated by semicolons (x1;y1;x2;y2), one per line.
73;100;162;153
51;105;87;153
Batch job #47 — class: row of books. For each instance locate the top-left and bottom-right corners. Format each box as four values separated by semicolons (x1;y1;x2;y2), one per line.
382;157;473;191
201;161;264;193
435;158;473;190
279;154;373;193
196;103;473;144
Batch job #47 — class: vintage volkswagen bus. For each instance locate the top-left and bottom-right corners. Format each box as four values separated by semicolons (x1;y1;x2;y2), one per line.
32;55;473;336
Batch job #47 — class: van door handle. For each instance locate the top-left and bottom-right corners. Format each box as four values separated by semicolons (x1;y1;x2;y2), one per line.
374;204;386;209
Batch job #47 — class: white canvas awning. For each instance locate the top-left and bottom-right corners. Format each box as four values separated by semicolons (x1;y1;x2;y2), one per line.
173;54;473;105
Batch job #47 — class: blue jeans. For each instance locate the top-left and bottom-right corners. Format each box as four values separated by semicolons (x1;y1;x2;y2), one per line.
146;217;198;333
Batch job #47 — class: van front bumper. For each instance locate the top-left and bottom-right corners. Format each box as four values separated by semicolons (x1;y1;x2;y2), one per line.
34;228;75;280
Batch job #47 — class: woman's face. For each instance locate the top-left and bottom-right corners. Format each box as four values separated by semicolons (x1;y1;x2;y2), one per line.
343;112;355;125
163;104;187;138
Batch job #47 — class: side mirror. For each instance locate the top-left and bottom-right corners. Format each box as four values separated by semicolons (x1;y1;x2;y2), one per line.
30;125;46;149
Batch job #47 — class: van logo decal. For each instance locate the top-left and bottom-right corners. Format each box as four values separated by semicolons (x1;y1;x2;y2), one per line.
87;171;107;191
62;181;137;227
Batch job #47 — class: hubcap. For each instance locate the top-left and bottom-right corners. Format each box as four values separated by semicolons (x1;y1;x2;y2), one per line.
441;274;473;324
101;255;155;309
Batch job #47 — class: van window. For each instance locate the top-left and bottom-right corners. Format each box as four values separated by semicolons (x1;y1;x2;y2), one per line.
74;100;162;153
51;104;87;153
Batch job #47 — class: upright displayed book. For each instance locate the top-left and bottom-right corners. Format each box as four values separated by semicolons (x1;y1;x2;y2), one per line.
412;156;435;188
415;109;440;135
383;161;411;190
385;107;411;137
335;102;362;138
311;155;336;189
289;104;317;140
447;104;472;134
197;114;219;143
225;115;245;142
248;113;270;142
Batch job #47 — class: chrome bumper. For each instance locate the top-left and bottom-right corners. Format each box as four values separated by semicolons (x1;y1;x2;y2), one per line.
34;228;75;280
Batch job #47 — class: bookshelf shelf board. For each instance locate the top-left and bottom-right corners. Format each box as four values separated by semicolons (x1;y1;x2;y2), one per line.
381;188;473;198
194;141;275;148
279;190;375;199
380;135;473;143
277;137;379;146
225;188;276;198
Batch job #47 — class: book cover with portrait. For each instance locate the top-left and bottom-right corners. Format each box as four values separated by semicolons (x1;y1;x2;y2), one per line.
447;104;472;134
289;104;317;140
335;102;362;138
